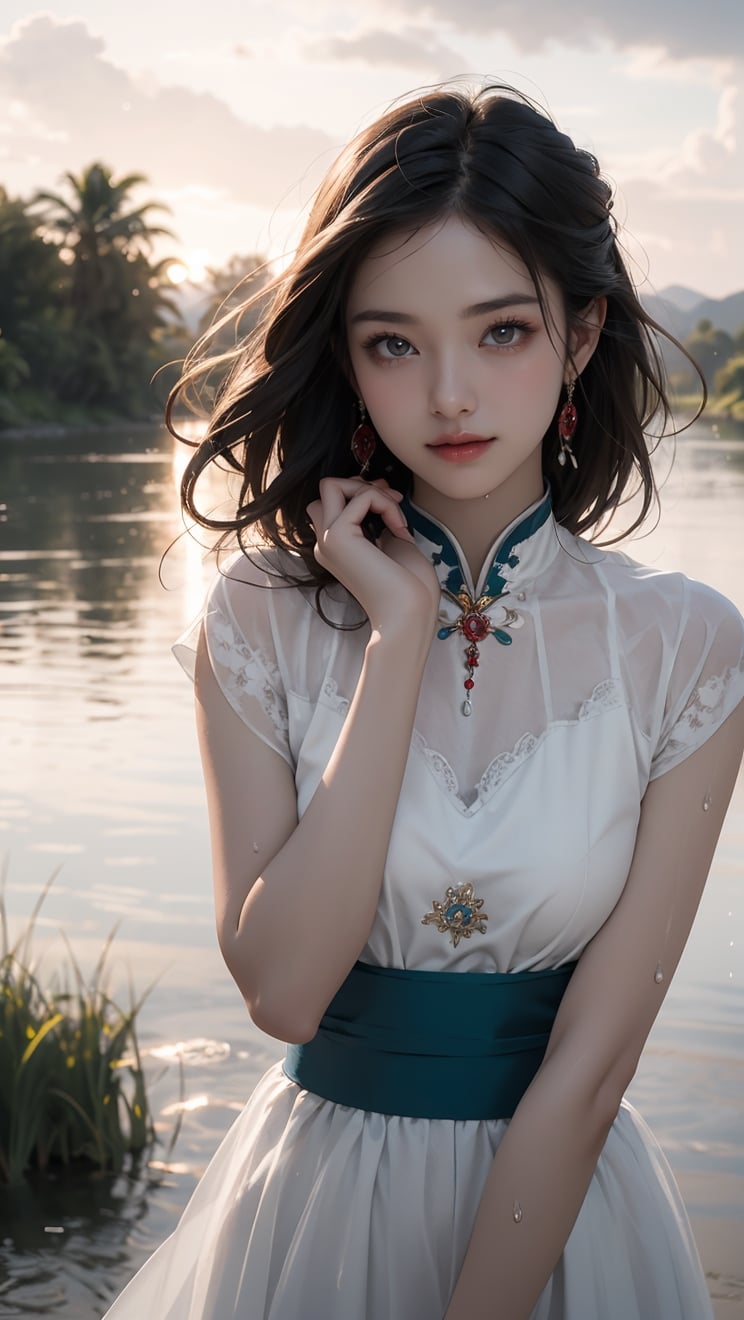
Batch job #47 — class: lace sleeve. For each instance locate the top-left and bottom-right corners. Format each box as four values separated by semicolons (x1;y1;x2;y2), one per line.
649;580;744;781
173;554;292;767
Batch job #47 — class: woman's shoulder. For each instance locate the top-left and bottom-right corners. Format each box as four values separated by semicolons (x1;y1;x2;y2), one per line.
570;532;743;636
214;542;308;591
566;537;744;776
208;542;366;638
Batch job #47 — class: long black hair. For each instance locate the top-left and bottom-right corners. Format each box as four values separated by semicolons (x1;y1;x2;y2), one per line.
168;82;703;592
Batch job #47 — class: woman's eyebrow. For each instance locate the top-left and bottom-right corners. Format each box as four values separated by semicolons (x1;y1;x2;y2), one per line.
349;294;540;325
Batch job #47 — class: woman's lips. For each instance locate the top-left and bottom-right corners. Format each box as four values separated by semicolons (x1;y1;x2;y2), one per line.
428;433;494;462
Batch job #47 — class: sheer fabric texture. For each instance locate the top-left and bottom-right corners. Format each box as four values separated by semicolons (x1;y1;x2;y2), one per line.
112;492;744;1318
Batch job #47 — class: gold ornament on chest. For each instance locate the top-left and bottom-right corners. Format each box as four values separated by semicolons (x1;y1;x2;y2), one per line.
437;589;523;717
421;881;489;947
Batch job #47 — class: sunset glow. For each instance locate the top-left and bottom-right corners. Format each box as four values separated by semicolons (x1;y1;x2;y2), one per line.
168;249;213;286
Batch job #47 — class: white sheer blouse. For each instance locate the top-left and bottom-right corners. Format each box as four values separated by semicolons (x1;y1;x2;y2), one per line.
175;487;744;978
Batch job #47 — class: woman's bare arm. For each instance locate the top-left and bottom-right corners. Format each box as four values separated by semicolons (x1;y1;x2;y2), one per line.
195;476;440;1043
443;699;744;1320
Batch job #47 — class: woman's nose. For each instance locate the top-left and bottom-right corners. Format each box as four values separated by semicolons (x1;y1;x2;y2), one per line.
428;354;477;419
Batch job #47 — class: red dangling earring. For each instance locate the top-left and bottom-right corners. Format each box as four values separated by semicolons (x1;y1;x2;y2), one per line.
557;379;578;470
351;400;377;475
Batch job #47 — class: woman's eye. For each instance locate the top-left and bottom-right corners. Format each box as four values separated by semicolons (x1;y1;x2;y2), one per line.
482;322;530;347
368;335;414;359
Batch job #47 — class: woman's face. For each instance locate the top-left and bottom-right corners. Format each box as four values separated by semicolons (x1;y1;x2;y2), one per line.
345;215;573;508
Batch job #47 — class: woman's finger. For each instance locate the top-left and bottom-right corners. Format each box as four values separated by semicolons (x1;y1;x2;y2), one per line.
315;477;403;533
327;486;412;540
309;488;409;548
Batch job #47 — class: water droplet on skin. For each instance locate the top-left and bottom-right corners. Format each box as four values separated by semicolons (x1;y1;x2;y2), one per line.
513;1200;523;1223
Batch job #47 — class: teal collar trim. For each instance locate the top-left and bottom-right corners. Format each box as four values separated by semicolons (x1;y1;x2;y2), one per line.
402;485;557;601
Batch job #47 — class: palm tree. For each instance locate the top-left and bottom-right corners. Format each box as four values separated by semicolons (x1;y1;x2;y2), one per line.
33;163;173;326
30;164;181;408
0;186;68;409
197;253;272;356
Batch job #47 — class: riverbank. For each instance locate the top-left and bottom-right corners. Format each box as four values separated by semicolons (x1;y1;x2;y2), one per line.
672;393;744;426
0;415;164;441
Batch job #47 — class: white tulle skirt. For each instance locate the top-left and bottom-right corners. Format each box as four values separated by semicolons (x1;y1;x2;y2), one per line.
101;1060;712;1319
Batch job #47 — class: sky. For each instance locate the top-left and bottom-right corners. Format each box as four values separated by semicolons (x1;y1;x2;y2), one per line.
0;2;742;298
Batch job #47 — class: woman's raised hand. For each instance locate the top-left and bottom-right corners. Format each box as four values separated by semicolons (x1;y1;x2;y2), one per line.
306;477;440;633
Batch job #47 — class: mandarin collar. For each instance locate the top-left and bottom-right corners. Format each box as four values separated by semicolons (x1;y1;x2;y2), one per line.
402;485;558;600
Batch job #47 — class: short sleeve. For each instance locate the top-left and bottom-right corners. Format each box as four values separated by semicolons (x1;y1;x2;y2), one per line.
649;579;744;780
173;552;293;767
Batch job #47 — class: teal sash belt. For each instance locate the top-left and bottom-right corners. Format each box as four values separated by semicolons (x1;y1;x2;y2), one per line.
283;959;576;1120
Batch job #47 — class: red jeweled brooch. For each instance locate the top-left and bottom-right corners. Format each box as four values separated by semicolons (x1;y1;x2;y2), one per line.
437;589;523;716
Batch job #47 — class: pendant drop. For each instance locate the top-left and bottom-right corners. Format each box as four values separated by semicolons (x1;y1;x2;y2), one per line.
437;586;524;716
512;1200;523;1223
654;962;664;984
702;793;712;812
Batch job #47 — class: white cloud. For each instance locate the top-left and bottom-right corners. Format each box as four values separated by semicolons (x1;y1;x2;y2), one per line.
305;25;467;75
370;0;744;59
612;70;743;294
660;82;740;182
0;15;338;208
1;9;741;295
619;46;735;87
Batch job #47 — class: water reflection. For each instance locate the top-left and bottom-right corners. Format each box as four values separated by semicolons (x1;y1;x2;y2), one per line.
0;424;221;949
0;1159;171;1316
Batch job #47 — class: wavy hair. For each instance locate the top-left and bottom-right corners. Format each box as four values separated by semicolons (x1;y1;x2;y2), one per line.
168;83;703;596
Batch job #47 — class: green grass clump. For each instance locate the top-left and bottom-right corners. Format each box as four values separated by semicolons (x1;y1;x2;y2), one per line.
0;870;159;1187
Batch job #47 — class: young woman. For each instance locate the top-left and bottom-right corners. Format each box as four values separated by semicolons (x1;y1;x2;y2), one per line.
103;84;744;1319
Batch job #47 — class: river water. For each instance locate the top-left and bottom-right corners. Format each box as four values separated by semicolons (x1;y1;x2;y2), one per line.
0;419;742;1317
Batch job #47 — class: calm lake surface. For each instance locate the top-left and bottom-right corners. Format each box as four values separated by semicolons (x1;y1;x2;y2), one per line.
0;419;743;1318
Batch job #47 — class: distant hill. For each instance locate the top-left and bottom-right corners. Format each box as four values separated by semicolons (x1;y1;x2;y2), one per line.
657;284;708;312
680;291;744;336
644;286;744;339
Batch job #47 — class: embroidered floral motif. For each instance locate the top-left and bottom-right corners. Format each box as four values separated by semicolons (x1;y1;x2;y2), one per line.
320;676;351;716
655;663;743;768
421;881;489;946
413;679;625;816
210;612;289;743
577;679;623;720
410;735;460;797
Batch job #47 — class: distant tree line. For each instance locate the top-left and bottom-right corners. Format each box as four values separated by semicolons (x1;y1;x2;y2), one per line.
670;319;744;418
1;162;742;427
0;163;269;430
0;165;183;425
